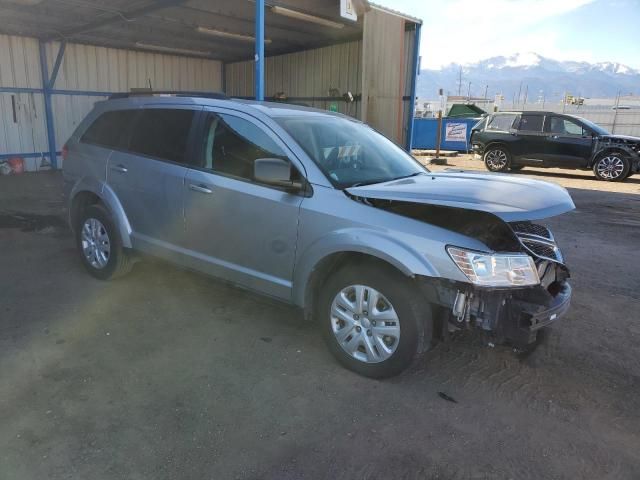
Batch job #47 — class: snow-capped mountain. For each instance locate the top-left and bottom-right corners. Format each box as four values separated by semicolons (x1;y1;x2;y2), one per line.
417;53;640;100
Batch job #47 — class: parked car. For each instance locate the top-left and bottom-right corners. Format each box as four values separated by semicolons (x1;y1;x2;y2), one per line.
63;93;575;378
471;111;640;181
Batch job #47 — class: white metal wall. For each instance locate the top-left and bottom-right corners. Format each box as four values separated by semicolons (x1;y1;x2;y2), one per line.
0;34;223;171
225;41;363;118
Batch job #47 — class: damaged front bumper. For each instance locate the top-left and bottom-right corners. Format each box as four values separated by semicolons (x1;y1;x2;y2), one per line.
420;263;572;347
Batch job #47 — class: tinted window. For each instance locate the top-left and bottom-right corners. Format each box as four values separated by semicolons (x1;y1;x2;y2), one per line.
486;114;517;131
80;110;137;148
128;109;195;163
518;115;544;132
547;117;584;136
201;113;288;181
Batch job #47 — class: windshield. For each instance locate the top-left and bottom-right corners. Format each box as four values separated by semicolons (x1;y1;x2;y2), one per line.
275;115;427;188
571;116;610;136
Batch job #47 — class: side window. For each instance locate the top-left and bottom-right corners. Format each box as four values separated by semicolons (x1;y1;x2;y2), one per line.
201;113;289;182
517;115;544;132
486;114;517;131
128;109;195;163
547;117;584;136
80;110;137;148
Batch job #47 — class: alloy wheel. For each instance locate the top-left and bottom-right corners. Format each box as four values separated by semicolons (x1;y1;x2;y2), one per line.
330;285;401;363
485;149;508;170
81;218;111;269
596;155;625;180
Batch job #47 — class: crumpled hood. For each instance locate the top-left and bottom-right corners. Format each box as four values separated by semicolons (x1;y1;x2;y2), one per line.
346;171;576;222
599;134;640;143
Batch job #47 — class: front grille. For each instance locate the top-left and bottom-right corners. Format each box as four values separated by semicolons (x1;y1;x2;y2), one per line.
510;222;563;263
509;221;553;241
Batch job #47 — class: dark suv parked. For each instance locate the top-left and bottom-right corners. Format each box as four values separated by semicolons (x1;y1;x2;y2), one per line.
471;111;640;181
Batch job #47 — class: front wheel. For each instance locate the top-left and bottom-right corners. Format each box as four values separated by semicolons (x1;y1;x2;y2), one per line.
593;153;630;181
318;263;432;378
484;147;511;172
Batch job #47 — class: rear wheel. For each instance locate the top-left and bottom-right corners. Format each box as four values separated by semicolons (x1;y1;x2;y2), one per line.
318;263;432;378
76;204;133;280
593;153;630;181
484;146;511;172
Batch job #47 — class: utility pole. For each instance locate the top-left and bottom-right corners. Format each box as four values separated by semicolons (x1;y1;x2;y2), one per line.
467;81;472;102
523;85;528;107
483;84;488;102
457;66;462;96
516;81;522;106
432;88;447;165
612;90;621;134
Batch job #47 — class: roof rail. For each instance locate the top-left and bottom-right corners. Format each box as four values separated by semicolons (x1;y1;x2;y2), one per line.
108;90;228;100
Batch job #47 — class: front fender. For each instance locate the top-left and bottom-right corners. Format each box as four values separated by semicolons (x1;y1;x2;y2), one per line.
291;228;439;307
69;177;133;248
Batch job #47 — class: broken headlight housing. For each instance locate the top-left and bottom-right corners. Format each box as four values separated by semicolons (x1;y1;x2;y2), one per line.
447;246;540;287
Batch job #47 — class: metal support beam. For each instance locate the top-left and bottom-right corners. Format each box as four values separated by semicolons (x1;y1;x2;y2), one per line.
48;0;189;40
406;23;421;151
38;40;58;170
48;41;67;89
255;0;265;101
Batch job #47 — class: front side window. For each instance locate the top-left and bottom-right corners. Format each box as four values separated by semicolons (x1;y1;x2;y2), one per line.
80;109;137;148
275;115;425;188
517;115;544;132
201;113;289;181
486;114;517;131
547;117;584;136
128;109;195;163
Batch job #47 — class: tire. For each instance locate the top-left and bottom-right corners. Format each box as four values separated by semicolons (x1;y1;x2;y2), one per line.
483;146;511;172
592;153;630;181
75;204;133;280
317;263;432;378
509;165;525;171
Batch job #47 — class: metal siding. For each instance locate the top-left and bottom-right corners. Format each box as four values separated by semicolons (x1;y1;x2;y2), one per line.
361;8;407;144
0;35;223;171
224;41;362;116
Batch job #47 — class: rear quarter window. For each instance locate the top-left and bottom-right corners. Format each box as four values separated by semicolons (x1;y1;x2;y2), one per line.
80;110;137;148
486;114;517;132
517;115;544;132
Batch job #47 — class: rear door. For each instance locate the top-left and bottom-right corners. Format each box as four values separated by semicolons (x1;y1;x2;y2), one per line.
107;106;199;249
183;108;305;300
512;114;547;165
543;116;593;168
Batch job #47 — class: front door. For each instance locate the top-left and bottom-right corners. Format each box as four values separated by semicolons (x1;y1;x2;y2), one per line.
183;109;305;300
543;116;593;168
107;106;197;249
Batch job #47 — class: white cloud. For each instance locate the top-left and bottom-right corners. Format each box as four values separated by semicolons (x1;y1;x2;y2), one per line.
377;0;598;68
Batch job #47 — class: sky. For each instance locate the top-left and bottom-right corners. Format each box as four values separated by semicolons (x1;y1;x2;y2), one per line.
373;0;640;70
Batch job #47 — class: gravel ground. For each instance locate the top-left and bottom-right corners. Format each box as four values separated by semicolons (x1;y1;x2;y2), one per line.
1;167;639;480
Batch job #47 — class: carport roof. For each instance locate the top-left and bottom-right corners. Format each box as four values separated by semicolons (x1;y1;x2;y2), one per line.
0;0;417;62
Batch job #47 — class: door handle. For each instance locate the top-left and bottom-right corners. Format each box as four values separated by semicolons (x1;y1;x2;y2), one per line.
550;135;560;139
110;164;128;173
189;183;213;194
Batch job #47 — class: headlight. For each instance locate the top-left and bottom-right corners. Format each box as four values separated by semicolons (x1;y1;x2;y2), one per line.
447;246;539;287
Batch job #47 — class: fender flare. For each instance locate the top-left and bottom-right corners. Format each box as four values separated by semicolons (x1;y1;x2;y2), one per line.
69;177;133;248
291;228;439;307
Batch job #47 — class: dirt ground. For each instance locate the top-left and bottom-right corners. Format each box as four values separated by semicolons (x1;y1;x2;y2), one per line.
1;164;639;480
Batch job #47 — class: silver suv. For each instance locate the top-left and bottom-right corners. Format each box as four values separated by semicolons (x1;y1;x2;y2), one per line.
63;93;574;378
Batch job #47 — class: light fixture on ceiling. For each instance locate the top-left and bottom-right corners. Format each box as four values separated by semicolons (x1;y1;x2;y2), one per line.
270;6;344;29
135;42;211;57
196;26;272;44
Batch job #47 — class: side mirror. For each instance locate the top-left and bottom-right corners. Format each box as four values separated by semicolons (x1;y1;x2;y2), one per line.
254;158;303;192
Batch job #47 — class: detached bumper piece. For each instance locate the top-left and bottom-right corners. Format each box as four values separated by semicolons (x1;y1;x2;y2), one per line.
422;262;572;347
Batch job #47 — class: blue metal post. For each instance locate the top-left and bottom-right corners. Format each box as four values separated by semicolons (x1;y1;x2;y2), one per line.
406;23;422;152
255;0;265;101
49;41;67;89
39;40;59;169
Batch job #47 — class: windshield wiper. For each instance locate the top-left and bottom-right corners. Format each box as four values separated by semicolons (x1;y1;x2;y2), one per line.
346;172;426;189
